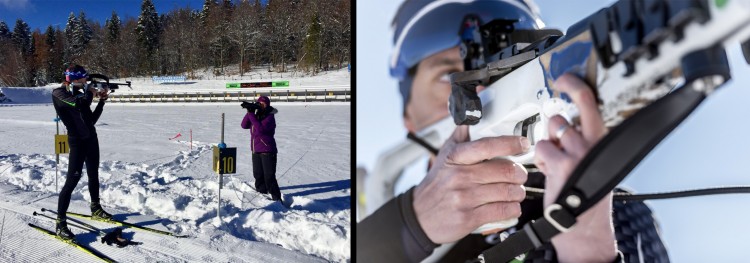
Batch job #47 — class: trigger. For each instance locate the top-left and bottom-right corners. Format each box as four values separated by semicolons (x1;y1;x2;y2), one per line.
513;113;542;145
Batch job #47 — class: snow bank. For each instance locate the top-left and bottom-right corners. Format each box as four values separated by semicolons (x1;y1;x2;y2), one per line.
0;87;54;104
0;103;351;262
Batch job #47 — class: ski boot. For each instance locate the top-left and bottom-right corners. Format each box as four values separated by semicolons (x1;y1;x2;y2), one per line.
91;202;113;221
56;219;75;241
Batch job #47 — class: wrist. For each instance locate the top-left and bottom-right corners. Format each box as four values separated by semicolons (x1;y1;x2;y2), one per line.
411;183;437;244
552;194;616;263
553;231;616;263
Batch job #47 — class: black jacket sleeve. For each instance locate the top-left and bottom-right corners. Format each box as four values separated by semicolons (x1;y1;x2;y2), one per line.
357;187;439;263
92;99;105;124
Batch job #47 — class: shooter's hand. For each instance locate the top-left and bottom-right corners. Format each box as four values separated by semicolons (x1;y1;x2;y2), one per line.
534;74;616;263
413;125;530;244
97;88;110;101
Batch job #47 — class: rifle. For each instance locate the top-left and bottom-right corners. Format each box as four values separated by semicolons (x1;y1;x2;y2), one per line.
364;0;750;261
87;73;132;93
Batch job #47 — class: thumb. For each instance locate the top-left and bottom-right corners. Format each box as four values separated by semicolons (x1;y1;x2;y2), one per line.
443;125;470;151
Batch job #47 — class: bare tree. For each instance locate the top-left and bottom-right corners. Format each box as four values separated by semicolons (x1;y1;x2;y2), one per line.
229;0;260;76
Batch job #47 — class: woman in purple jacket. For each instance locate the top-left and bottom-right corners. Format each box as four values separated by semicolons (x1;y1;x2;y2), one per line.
241;96;282;201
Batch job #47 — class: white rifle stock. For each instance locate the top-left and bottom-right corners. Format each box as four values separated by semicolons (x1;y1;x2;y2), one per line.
365;0;750;241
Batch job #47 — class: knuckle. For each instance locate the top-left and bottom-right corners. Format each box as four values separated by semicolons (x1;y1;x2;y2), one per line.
515;185;527;201
499;161;524;183
445;172;462;189
500;136;523;153
498;161;514;181
509;203;522;217
445;148;459;163
549;115;565;127
453;191;467;208
459;210;475;226
562;158;577;173
514;164;528;184
578;88;596;105
499;203;513;219
459;167;474;185
501;185;514;201
500;202;521;218
535;140;550;150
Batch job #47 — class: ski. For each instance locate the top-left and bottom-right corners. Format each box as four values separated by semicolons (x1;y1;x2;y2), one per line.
34;211;143;247
34;211;102;234
28;223;116;263
42;208;190;238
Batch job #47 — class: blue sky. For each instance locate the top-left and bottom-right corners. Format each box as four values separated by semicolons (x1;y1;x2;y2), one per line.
357;1;750;261
0;0;208;31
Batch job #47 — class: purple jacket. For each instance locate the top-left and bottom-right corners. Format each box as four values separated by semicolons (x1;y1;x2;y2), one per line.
241;107;278;153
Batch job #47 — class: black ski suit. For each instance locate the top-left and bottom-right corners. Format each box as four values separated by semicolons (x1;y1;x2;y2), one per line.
52;86;105;220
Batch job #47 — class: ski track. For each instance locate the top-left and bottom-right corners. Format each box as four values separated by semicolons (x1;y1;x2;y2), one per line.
0;138;349;262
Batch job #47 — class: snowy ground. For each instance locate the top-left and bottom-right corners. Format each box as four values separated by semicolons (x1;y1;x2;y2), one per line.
0;76;351;262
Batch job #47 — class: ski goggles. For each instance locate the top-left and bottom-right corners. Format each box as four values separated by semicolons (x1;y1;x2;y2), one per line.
65;69;88;82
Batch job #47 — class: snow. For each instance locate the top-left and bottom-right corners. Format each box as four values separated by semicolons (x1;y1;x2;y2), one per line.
111;67;351;94
0;71;351;262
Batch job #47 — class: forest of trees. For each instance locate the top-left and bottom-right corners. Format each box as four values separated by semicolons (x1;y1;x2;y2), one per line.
0;0;351;87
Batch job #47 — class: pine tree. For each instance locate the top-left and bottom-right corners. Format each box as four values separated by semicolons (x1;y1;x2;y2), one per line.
78;11;93;50
0;21;10;39
44;26;57;83
106;11;121;43
28;31;36;57
64;12;79;61
29;34;37;84
302;12;321;73
12;19;32;57
9;19;33;86
199;0;214;26
45;26;55;50
221;0;233;25
136;0;161;73
64;13;77;42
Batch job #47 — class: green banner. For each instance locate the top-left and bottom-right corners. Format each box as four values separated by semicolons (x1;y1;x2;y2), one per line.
226;80;290;88
272;80;289;87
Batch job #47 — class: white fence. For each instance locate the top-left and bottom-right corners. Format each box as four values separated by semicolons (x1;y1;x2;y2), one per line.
107;87;351;103
152;76;188;84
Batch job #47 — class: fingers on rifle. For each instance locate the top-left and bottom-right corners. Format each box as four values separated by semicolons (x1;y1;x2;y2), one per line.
553;74;605;140
448;135;529;165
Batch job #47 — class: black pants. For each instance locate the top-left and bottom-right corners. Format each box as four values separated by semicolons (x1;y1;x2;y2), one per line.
252;153;281;200
57;135;101;220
